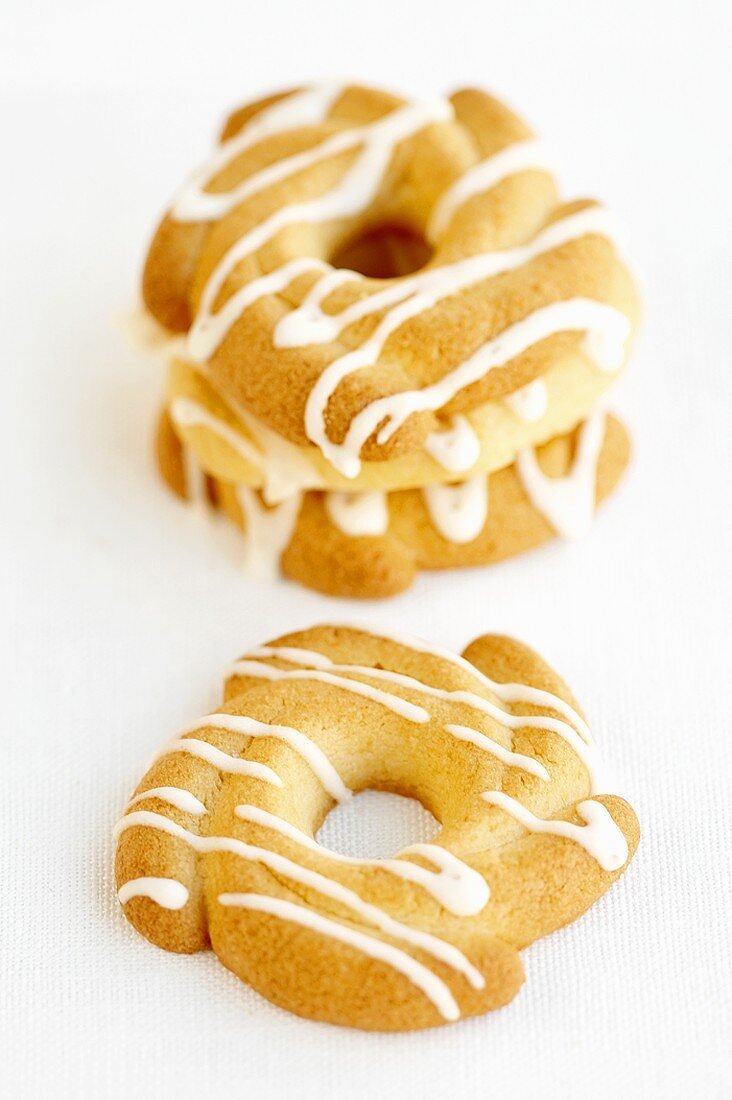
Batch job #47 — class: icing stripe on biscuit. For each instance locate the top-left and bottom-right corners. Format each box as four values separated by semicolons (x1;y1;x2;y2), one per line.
179;715;351;802
115;811;484;1009
217;893;461;1021
118;877;190;910
234;803;489;917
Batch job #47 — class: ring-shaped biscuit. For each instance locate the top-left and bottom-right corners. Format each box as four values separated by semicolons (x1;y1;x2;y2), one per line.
142;83;640;485
116;624;639;1030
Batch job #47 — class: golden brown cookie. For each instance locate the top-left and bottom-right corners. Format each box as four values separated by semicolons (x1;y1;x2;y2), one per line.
143;84;638;472
156;407;630;597
133;80;640;592
115;624;639;1030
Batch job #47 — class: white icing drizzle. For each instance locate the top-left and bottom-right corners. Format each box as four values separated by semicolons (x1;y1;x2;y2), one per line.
118;876;190;910
179;714;350;802
278;207;629;477
235;487;301;580
422;474;488;543
181;445;209;509
236;649;499;714
218;893;460;1021
481;792;629;871
170;82;628;480
277;205;624;350
245;645;334;669
385;844;488;919
169;395;263;469
126;786;208;815
235;804;489;916
462;705;601;788
171;84;345;222
516;407;606;539
226;663;430;724
186;98;452;363
235;403;321;503
115;811;483;1014
427;138;548;240
170;390;320;505
303;296;627;478
188;257;326;364
234;645;589;782
151;737;283;787
504;377;548;422
444;725;549;781
322;624;593;742
325;490;389;537
423;415;481;473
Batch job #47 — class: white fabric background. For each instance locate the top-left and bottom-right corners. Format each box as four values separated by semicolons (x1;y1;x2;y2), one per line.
2;1;731;1096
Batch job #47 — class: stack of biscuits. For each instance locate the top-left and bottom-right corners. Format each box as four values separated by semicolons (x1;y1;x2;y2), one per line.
136;82;639;596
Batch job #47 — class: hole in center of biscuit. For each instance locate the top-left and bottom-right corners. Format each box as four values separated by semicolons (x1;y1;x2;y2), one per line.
329;223;432;280
316;790;440;859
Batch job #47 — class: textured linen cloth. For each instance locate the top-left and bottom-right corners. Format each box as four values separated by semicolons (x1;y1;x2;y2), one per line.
2;3;731;1096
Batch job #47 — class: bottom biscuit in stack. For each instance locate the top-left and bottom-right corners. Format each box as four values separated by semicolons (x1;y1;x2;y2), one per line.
156;408;629;598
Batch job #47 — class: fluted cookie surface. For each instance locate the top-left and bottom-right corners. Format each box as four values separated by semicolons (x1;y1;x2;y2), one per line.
115;624;639;1030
